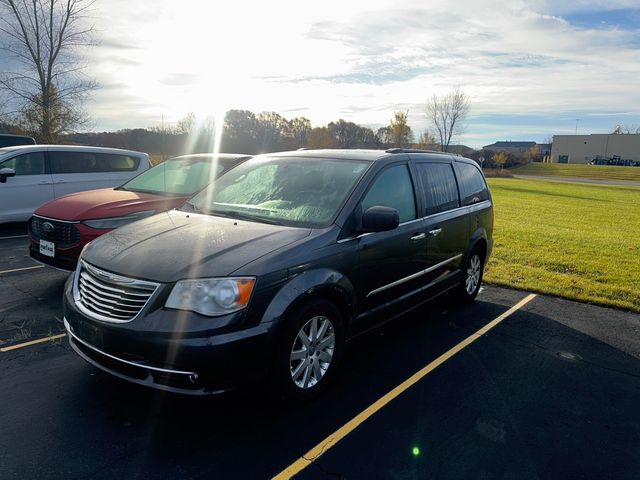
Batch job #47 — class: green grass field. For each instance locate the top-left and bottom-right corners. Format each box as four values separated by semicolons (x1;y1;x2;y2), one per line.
484;177;640;312
512;162;640;181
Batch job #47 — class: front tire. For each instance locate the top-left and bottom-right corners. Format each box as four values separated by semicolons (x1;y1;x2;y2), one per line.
273;299;344;401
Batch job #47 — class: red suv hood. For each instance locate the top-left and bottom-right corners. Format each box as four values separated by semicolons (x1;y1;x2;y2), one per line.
35;188;188;221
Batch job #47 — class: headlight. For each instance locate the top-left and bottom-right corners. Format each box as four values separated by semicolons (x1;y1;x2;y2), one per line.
165;277;256;316
82;210;155;229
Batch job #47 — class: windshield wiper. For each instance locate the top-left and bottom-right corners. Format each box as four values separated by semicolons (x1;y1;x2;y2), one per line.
180;201;200;213
122;187;171;195
209;209;285;226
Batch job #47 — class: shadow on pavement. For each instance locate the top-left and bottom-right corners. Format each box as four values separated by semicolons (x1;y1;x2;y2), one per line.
2;291;638;480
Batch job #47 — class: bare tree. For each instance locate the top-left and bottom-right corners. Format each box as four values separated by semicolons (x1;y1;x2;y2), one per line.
176;112;197;135
426;88;470;152
0;0;96;142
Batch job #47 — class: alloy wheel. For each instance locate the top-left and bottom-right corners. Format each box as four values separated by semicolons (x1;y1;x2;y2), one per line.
465;254;482;294
289;315;335;389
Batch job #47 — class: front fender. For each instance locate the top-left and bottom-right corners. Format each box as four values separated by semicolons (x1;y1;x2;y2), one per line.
259;268;357;327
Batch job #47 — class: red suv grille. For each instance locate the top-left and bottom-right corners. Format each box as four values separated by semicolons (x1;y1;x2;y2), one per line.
31;216;81;246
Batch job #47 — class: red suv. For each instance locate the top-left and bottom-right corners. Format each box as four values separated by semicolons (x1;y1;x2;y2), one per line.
29;153;250;270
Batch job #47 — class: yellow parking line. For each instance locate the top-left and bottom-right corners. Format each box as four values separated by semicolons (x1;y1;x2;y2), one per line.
273;293;537;480
0;265;44;275
0;333;67;352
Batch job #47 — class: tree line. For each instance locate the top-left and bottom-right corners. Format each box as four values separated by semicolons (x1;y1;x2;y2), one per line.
39;109;430;158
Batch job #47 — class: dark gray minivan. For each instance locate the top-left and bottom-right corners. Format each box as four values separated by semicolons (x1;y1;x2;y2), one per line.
63;148;493;400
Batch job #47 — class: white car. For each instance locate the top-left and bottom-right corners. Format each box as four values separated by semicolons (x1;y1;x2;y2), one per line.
0;145;150;223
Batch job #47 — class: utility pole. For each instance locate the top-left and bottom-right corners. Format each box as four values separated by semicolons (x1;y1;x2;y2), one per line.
575;119;580;135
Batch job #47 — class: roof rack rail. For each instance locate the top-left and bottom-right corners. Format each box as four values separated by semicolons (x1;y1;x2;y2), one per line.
385;148;450;155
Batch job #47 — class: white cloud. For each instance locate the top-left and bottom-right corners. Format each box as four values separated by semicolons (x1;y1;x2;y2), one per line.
70;0;640;145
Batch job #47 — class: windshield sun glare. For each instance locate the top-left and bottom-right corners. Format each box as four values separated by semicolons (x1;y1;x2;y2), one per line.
188;157;369;227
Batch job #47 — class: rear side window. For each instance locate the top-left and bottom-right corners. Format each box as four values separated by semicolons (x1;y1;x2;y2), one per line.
0;152;46;175
95;154;139;172
457;162;488;205
361;164;416;223
50;151;139;173
415;163;460;215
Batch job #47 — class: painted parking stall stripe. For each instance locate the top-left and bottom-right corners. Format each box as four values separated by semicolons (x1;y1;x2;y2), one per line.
273;293;538;480
0;333;67;352
0;265;44;275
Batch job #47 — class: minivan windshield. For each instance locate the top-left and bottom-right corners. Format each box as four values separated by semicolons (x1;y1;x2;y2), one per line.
186;156;370;227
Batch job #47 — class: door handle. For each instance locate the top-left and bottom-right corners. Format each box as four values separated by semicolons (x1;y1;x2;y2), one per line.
38;181;52;185
429;228;442;237
410;233;426;242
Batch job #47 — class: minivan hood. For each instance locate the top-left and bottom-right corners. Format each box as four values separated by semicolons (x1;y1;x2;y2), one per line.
35;188;186;221
82;210;311;283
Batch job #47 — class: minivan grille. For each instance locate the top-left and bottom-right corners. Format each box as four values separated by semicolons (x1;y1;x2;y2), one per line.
76;262;158;322
31;216;80;246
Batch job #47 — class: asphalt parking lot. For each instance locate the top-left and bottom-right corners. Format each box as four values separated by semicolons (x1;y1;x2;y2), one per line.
1;227;639;480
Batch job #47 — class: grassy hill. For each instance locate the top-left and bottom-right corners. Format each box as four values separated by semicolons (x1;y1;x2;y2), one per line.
511;163;640;181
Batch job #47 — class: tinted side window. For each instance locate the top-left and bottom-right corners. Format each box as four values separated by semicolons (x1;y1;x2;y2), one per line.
0;152;46;175
94;154;139;172
361;164;416;223
50;151;139;173
457;162;488;205
50;151;97;173
416;163;460;215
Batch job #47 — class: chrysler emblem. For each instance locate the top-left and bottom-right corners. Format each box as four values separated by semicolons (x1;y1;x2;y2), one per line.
42;222;55;233
85;262;134;284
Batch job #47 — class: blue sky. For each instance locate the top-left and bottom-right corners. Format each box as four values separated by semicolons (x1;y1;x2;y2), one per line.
2;0;640;148
563;8;640;31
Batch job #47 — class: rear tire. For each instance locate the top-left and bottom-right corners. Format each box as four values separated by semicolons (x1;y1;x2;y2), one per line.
273;299;344;402
455;247;485;304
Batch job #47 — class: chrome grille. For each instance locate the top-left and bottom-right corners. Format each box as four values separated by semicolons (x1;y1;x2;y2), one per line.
31;215;80;246
75;261;158;322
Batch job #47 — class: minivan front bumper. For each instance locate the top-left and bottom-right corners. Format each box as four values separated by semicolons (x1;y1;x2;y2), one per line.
63;276;274;395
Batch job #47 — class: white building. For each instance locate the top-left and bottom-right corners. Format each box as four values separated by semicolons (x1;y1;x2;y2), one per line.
551;134;640;164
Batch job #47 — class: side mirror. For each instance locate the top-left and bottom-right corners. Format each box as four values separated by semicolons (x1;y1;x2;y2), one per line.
0;168;16;183
360;206;400;233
